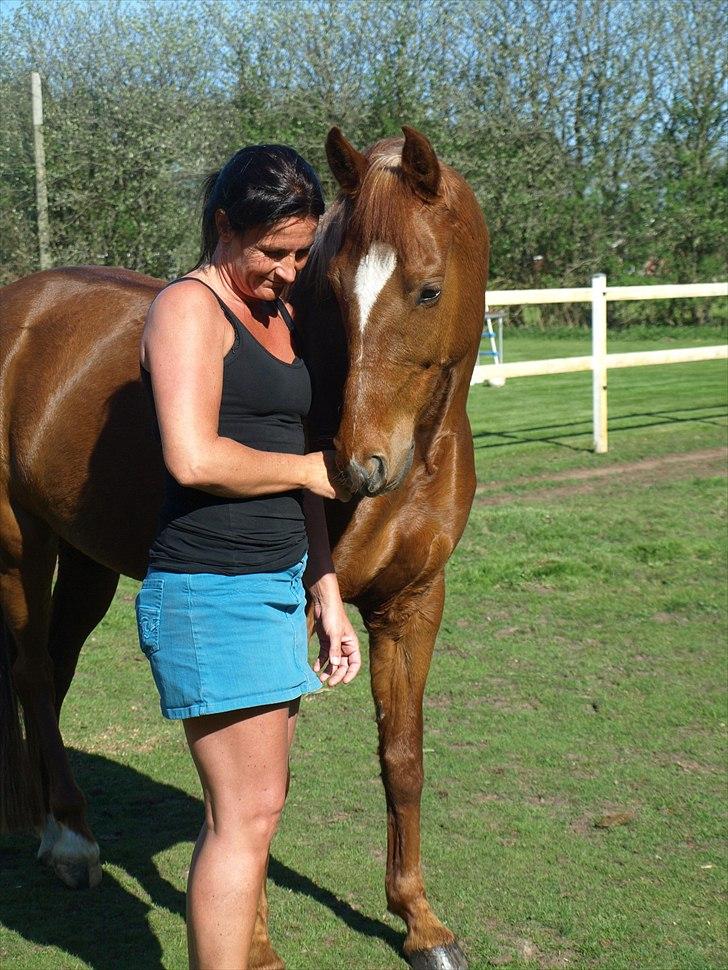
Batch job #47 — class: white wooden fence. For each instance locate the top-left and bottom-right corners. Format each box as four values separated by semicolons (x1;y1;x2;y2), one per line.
470;275;728;453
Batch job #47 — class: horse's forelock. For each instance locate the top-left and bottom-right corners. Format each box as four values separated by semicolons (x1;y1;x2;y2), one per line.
351;149;414;255
303;141;460;298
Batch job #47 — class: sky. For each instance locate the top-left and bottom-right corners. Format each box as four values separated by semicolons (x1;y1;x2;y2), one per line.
0;0;153;20
0;0;24;16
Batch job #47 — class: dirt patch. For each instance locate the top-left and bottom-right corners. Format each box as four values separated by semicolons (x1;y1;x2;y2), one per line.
526;793;572;810
473;792;505;804
661;754;719;775
570;804;639;835
652;611;690;624
482;696;541;712
488;931;578;968
424;693;454;709
475;447;726;506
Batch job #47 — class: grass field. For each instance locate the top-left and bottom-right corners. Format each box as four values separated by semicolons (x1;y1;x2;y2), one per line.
1;332;726;970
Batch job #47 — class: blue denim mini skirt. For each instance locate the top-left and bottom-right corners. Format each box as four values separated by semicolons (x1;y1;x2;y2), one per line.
134;551;322;719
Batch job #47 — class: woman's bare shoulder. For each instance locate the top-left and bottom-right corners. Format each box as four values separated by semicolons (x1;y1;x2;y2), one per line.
147;278;219;318
142;278;229;365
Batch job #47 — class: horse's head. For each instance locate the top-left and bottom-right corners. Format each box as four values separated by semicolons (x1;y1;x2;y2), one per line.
312;126;488;498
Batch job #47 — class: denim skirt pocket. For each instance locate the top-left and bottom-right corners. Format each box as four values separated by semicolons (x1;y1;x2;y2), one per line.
135;576;165;657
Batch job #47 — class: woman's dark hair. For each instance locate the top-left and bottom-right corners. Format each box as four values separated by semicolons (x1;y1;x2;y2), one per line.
194;144;325;267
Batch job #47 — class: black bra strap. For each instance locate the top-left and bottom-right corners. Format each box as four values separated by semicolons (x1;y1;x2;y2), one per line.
164;276;230;313
276;298;296;333
165;277;295;334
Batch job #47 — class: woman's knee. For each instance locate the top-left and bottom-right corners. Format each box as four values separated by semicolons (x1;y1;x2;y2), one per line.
243;789;287;842
207;785;287;844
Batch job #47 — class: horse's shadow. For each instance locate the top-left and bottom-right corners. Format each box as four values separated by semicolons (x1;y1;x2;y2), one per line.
0;749;403;970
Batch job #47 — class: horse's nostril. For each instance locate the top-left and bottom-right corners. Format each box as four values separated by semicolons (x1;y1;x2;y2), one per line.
346;454;389;496
366;454;387;483
363;455;386;495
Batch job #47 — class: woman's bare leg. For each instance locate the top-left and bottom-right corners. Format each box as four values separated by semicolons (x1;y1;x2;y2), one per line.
249;697;302;967
183;701;294;970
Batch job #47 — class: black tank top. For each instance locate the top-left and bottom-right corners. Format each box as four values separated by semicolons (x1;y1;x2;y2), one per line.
140;277;311;574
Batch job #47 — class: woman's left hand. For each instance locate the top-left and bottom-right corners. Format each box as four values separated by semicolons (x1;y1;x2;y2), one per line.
312;598;361;686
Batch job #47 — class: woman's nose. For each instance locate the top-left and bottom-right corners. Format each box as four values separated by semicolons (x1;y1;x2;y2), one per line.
274;255;297;284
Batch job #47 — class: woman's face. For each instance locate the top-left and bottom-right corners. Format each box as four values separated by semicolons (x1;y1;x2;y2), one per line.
215;212;319;302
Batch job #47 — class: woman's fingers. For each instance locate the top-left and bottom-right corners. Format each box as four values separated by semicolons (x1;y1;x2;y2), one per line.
325;654;348;686
314;605;361;686
319;614;342;683
315;450;352;502
341;648;361;684
326;634;361;687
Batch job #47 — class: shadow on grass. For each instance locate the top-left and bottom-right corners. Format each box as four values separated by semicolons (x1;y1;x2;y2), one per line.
0;749;403;969
473;403;727;450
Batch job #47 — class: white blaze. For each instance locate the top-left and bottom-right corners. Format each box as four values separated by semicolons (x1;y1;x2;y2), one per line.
354;242;397;335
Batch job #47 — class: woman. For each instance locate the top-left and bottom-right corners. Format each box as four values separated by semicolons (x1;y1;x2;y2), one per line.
136;144;360;969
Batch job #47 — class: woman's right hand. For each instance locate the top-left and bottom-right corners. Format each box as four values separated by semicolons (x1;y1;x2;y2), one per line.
304;450;352;501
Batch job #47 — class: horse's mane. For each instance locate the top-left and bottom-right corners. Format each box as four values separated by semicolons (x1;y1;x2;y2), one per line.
302;137;461;300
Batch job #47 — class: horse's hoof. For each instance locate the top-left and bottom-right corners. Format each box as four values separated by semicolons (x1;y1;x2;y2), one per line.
54;856;103;889
409;942;469;970
37;816;102;889
37;813;62;866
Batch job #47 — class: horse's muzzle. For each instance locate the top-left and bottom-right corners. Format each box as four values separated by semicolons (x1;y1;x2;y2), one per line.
343;442;415;497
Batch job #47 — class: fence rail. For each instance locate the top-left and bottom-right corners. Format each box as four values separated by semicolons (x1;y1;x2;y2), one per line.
470;275;728;453
486;281;727;307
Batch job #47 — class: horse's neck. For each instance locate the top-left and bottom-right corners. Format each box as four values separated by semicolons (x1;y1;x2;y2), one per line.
415;356;474;469
293;280;348;451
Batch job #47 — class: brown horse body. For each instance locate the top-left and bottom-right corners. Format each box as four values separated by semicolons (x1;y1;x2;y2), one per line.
0;129;487;970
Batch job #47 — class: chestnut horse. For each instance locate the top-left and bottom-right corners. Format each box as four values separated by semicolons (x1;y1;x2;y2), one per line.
0;127;488;970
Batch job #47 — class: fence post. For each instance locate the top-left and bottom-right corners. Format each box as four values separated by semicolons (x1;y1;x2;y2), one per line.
592;273;608;453
31;71;51;271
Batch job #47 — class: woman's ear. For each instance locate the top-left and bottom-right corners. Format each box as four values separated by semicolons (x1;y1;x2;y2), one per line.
214;208;233;241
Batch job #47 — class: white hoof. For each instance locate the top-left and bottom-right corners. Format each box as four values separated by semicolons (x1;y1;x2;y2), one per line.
37;813;62;865
37;814;102;888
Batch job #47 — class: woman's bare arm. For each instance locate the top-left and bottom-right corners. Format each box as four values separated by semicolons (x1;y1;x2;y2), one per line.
302;489;362;686
143;282;341;499
302;490;341;602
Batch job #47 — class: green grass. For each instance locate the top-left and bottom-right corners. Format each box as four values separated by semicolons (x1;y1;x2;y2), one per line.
1;335;726;969
473;330;727;480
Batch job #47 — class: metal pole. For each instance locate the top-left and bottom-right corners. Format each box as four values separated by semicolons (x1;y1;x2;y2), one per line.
592;273;608;453
31;71;51;270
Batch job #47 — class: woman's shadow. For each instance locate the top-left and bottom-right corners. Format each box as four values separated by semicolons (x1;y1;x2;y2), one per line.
0;749;403;969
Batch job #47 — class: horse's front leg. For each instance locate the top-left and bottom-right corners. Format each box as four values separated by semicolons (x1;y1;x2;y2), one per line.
0;505;102;888
249;755;296;968
364;572;468;970
249;868;284;970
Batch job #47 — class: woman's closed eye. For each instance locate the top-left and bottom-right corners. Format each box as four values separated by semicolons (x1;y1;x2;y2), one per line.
261;247;311;262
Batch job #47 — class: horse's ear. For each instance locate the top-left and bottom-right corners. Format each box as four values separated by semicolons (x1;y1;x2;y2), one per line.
326;127;368;196
401;125;441;200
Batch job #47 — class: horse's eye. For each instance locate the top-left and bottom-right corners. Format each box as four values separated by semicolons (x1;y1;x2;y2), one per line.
418;286;441;306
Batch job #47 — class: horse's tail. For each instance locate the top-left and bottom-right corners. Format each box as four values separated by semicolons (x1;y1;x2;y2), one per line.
0;616;44;833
